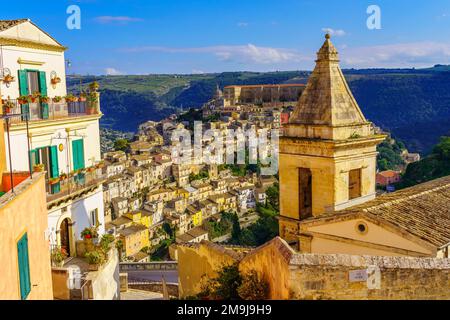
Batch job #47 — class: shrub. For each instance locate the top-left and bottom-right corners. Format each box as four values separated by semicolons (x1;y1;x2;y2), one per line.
238;271;269;300
85;250;105;265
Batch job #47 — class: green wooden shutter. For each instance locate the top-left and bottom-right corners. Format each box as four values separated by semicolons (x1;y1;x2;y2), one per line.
18;70;29;95
17;233;31;300
18;70;30;121
72;139;85;170
49;146;59;178
38;72;49;119
38;71;47;95
50;146;60;193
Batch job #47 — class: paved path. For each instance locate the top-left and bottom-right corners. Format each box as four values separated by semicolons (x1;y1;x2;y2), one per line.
121;289;163;300
126;269;178;284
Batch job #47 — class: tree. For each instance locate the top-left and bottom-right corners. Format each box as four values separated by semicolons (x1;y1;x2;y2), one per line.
199;263;242;300
238;271;269;300
265;183;279;210
114;138;129;152
433;136;450;160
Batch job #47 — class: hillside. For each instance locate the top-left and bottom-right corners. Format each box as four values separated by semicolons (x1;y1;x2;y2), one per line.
67;66;450;154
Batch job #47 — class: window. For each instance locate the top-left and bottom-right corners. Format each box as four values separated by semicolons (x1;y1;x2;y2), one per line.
349;169;362;200
17;233;31;300
356;222;368;235
90;209;99;227
27;71;39;94
298;168;313;220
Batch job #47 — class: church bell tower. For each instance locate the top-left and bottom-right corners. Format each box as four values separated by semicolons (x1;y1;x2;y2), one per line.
279;34;386;244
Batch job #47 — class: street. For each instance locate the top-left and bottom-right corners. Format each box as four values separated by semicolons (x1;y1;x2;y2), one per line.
126;269;179;284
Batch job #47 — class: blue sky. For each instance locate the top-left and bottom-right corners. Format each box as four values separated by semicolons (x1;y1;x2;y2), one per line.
5;0;450;74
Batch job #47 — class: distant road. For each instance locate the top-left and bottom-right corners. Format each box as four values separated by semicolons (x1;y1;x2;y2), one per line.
126;269;178;284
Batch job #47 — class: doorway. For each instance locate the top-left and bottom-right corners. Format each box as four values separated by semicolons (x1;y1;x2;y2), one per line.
60;218;71;257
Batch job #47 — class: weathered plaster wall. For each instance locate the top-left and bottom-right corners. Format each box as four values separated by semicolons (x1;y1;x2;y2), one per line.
177;242;242;298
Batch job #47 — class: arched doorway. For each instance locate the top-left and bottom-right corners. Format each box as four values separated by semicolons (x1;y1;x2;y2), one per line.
60;218;71;257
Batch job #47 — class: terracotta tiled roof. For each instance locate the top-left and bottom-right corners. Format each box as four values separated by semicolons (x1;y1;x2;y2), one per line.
307;176;450;248
0;19;28;32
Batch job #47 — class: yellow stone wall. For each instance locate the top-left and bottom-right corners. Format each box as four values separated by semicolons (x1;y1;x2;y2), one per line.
302;218;435;257
0;173;53;300
177;242;240;298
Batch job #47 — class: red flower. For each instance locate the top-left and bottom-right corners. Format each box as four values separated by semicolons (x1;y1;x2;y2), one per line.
85;234;92;239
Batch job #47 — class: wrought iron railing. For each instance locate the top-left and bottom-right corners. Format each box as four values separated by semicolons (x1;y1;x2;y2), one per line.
3;99;92;124
46;168;106;203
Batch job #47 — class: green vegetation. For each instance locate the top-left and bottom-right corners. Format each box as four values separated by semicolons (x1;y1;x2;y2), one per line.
229;183;279;247
198;263;269;300
189;170;209;182
377;137;406;171
113;138;130;152
398;136;450;188
151;224;176;261
204;211;239;239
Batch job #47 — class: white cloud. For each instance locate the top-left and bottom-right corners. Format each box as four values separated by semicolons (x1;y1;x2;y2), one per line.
191;69;206;74
322;28;346;37
104;67;123;75
121;44;307;65
94;16;144;24
237;22;249;28
341;41;450;68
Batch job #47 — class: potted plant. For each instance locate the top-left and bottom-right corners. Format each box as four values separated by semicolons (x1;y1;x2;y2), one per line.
33;164;45;172
65;94;77;103
51;247;68;268
59;172;68;181
89;81;100;92
3;74;15;85
100;234;115;258
49;177;60;185
78;91;87;102
18;95;30;105
81;227;99;242
86;92;99;115
85;250;105;271
2;99;15;114
52;96;62;103
40;95;50;104
51;76;61;85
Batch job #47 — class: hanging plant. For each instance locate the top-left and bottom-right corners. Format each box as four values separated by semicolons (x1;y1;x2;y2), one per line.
2;99;15;113
51;76;61;85
40;95;50;104
3;74;15;85
52;96;62;103
18;95;30;105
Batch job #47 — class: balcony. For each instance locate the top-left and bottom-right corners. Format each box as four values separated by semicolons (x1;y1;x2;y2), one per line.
46;167;107;208
4;98;100;126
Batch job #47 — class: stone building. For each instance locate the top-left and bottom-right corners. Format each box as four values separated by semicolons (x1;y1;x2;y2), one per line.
278;34;450;258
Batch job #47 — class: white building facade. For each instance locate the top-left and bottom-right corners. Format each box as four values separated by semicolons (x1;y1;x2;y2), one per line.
0;19;106;257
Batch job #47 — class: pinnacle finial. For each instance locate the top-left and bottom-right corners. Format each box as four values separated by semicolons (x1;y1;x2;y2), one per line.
325;33;331;40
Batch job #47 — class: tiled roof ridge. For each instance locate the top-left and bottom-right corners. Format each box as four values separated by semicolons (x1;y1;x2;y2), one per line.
362;178;450;213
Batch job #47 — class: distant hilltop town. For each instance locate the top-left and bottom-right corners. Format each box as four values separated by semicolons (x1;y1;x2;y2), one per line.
0;19;448;301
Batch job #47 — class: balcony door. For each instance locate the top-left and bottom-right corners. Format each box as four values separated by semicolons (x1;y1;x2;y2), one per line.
18;69;48;120
30;146;60;194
